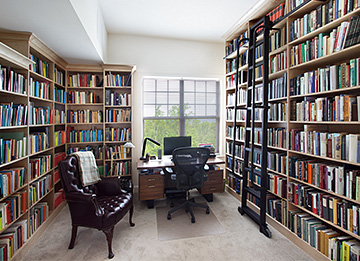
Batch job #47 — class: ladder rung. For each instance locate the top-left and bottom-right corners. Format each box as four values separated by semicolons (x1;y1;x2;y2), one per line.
244;167;262;176
255;40;263;47
255;61;264;67
245;186;261;199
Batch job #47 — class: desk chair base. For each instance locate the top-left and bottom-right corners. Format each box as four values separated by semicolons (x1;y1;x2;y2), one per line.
167;199;210;223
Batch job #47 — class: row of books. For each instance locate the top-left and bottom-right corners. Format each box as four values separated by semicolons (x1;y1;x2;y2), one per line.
105;127;131;142
54;152;65;167
29;202;49;237
269;102;287;121
225;31;248;57
290;58;360;96
29;155;51;180
287;209;360;260
227;172;242;194
105;89;131;106
0;191;27;230
226;71;248;89
53;109;65;124
28;78;50;99
106;161;131;176
270;50;287;74
54;67;64;86
105;145;128;160
289;157;360;200
28;104;51;125
255;64;263;79
268;73;287;100
225;52;247;74
268;173;287;198
105;109;131;123
29;131;49;154
255;45;263;60
0;219;27;260
66;109;103;124
289;183;360;236
29;175;51;207
290;128;360;163
67;90;100;104
267;127;287;149
68;73;101;87
29;54;49;78
266;196;286;225
54;87;66;103
0;65;27;95
270;27;287;52
104;72;131;87
290;20;359;67
54;130;66;147
226;108;246;122
54;189;65;209
66;127;103;143
289;0;360;42
0;167;25;199
67;146;103;160
267;3;286;23
0;103;27;127
291;95;360;122
0;133;27;165
225;141;242;158
267;151;287;174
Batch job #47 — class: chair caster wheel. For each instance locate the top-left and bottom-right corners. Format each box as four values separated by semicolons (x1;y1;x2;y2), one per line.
206;208;210;214
167;214;171;220
191;218;195;223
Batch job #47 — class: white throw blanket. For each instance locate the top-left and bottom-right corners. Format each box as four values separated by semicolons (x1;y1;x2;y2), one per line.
72;151;100;187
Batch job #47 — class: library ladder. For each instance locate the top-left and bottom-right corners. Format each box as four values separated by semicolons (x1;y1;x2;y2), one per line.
237;15;272;238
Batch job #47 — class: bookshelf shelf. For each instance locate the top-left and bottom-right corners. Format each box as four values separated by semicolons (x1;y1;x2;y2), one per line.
224;0;360;257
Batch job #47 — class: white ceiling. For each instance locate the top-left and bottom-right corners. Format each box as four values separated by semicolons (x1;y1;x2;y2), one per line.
0;0;258;64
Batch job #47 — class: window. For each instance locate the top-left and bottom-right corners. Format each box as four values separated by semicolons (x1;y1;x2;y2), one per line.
143;77;219;155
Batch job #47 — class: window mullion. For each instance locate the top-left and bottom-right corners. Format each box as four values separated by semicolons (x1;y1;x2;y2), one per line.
180;80;185;136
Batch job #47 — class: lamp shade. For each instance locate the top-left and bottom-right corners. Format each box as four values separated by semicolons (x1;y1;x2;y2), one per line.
123;142;135;148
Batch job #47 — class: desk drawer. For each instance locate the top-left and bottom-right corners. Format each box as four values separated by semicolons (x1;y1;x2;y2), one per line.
139;174;164;201
200;170;224;194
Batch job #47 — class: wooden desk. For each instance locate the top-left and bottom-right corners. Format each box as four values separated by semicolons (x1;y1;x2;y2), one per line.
137;156;225;208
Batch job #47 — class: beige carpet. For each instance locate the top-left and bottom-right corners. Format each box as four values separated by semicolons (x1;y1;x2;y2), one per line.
20;190;314;261
156;197;225;241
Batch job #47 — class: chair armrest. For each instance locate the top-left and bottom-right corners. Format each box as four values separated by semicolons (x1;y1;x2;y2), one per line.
65;191;104;216
96;176;133;196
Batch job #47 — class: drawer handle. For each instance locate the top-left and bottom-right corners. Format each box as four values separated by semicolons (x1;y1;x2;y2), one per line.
148;178;156;181
209;188;216;191
148;185;156;188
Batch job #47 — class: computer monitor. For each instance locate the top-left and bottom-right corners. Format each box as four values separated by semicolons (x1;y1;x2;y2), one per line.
163;136;191;155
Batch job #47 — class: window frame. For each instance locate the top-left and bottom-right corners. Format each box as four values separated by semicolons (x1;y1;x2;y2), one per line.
143;77;220;152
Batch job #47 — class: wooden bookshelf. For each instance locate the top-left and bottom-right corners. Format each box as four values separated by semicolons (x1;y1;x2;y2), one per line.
0;31;135;260
224;0;360;259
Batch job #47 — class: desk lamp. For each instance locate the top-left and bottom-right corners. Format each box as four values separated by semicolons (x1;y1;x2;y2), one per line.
140;137;160;162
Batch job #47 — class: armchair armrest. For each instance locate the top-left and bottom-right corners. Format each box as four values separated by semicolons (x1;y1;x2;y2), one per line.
65;191;104;216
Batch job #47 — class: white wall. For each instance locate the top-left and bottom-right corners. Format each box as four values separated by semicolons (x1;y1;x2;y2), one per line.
106;34;225;185
70;0;107;61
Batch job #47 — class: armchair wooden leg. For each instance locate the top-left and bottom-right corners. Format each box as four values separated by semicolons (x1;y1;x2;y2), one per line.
129;206;135;227
103;226;115;259
69;225;78;249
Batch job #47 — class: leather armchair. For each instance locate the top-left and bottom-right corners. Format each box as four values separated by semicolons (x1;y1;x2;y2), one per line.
58;155;135;259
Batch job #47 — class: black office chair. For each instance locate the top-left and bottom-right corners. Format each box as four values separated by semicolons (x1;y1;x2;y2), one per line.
167;147;210;223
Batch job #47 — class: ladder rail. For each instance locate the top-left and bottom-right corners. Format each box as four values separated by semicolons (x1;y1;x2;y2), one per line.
238;15;273;238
